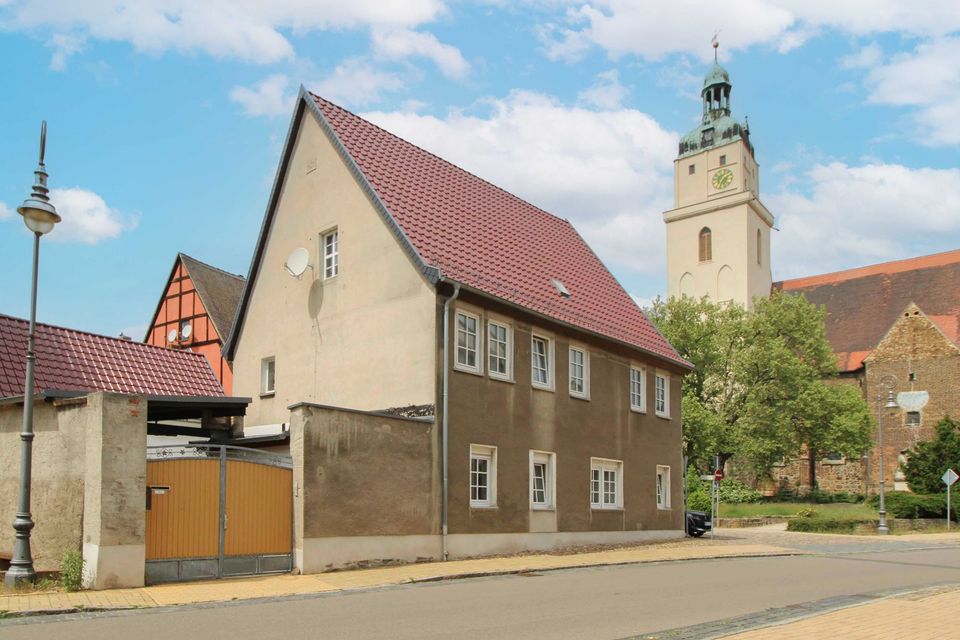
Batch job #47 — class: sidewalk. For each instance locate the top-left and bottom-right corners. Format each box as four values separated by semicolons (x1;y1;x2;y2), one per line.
0;538;788;615
719;585;960;640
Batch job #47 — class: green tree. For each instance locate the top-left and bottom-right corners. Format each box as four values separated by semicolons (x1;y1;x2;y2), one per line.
904;416;960;494
648;291;872;481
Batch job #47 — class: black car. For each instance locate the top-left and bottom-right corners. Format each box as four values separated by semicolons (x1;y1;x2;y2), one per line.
686;510;711;537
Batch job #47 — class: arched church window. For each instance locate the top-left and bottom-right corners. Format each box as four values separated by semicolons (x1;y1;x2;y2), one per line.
699;227;712;262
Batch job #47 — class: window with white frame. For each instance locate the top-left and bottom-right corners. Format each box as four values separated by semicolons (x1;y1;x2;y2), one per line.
656;465;671;509
455;310;481;373
590;458;623;509
322;229;339;279
260;357;276;395
487;320;511;380
531;334;553;389
470;445;497;508
568;347;588;398
630;367;646;412
655;371;670;417
530;451;556;509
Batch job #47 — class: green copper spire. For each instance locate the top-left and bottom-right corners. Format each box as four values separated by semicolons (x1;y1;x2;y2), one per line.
678;38;752;159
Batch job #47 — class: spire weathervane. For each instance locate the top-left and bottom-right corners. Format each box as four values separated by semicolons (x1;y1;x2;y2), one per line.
712;31;720;62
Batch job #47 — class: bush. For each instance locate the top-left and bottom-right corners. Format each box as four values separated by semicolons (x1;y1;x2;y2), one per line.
796;507;818;518
686;466;713;512
60;550;85;592
868;492;959;520
718;479;762;504
787;517;874;533
903;417;960;494
805;490;863;504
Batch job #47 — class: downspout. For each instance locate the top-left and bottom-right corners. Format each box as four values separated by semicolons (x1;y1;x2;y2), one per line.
440;280;461;561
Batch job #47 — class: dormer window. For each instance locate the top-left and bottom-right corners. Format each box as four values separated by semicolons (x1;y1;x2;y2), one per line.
699;227;712;262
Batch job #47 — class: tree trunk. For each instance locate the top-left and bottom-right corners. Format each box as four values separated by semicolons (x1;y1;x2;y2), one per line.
808;447;817;493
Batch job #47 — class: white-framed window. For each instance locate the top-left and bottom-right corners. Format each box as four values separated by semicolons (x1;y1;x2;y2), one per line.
824;452;845;465
322;229;339;279
630;367;646;412
906;411;921;427
569;347;589;399
455;310;482;374
260;357;276;395
656;465;671;510
470;444;497;508
531;333;554;390
655;370;670;418
530;451;556;510
487;320;512;381
590;458;623;510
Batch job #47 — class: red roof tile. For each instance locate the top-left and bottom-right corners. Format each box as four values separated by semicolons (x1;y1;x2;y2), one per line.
308;93;686;367
0;313;224;399
776;249;960;372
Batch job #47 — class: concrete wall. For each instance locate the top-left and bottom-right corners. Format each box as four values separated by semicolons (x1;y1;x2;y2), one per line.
0;393;146;588
289;403;439;573
446;293;686;540
232;109;437;426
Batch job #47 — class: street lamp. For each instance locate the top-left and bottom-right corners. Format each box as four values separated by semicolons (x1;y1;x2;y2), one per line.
4;122;60;587
876;379;898;535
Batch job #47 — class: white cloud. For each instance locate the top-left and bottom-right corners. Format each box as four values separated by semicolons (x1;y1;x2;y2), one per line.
230;74;293;117
313;58;404;107
371;27;469;79
0;201;12;220
578;69;628;109
363;90;678;275
861;37;960;145
839;42;882;70
769;162;960;279
47;32;84;70
47;187;137;244
538;0;960;61
2;0;447;65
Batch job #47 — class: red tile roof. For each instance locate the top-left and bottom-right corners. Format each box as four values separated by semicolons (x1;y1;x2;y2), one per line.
307;93;687;367
0;313;225;399
776;249;960;372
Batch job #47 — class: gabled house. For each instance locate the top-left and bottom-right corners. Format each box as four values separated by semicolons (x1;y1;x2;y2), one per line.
770;250;960;494
223;88;692;569
145;253;245;395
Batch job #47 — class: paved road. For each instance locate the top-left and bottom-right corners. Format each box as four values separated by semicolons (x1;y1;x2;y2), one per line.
4;543;960;640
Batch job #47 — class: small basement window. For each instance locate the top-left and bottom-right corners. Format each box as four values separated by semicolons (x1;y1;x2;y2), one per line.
906;411;921;427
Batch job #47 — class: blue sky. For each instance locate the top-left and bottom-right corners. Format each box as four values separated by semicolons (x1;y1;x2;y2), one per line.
1;1;959;338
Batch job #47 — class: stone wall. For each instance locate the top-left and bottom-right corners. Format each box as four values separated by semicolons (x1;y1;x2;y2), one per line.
0;393;147;588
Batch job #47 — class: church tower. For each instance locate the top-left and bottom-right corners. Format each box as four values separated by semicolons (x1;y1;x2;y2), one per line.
663;45;773;308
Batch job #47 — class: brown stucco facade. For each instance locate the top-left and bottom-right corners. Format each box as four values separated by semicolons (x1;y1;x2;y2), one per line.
445;292;685;538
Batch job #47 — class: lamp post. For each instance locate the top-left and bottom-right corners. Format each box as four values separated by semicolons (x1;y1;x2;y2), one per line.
876;378;898;535
4;122;60;587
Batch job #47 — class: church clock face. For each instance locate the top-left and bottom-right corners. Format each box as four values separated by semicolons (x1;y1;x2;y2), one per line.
712;168;734;190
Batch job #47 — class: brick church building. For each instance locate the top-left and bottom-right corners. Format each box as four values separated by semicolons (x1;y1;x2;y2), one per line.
663;53;960;495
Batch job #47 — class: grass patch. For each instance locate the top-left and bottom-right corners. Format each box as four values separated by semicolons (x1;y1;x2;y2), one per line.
718;502;878;519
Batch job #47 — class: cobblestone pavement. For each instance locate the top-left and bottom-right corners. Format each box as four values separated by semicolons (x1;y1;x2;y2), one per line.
712;523;960;555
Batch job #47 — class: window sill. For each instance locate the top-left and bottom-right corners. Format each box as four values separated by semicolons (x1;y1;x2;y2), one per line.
590;506;624;512
656;412;671;420
657;506;672;511
630;406;647;415
453;365;484;377
488;373;515;384
469;504;498;510
570;392;590;402
531;383;555;393
531;505;556;512
260;391;276;399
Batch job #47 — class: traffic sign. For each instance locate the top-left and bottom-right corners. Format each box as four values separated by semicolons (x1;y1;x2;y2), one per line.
714;469;724;483
943;468;959;486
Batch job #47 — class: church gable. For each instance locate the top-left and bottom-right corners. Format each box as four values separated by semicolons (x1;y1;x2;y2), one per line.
866;302;960;364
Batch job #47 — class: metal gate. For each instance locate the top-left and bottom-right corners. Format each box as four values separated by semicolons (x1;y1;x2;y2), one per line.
145;444;293;584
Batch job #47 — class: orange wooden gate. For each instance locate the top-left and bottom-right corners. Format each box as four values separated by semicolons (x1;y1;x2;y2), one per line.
145;445;292;584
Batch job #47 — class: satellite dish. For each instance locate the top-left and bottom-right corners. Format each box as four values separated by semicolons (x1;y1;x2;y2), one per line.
284;247;311;278
167;329;178;343
181;322;192;340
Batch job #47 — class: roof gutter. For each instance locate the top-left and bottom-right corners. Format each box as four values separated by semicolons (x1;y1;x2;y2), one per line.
440;278;461;561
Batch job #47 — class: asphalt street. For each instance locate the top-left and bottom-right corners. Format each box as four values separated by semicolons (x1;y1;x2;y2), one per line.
4;544;960;640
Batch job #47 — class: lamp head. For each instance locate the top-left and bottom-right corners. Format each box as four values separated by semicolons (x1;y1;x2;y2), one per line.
18;120;60;236
884;389;898;410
